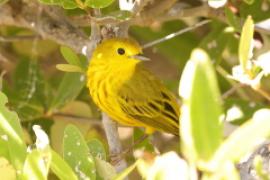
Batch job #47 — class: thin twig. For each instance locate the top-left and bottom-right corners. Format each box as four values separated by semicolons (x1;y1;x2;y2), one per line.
221;84;245;100
254;88;270;102
142;19;211;49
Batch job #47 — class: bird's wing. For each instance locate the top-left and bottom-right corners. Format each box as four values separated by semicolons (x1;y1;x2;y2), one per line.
117;65;179;135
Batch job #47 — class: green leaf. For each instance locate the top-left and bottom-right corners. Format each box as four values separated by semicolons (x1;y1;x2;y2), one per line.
179;49;223;162
87;139;106;160
50;150;78;180
0;139;9;161
63;125;96;180
0;91;27;171
209;109;270;169
22;149;51;180
94;158;116;180
11;59;47;121
60;46;81;67
225;7;241;32
85;0;115;8
49;73;85;112
56;64;84;73
239;16;254;72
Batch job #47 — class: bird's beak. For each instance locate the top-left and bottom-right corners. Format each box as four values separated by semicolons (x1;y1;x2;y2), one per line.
130;54;150;61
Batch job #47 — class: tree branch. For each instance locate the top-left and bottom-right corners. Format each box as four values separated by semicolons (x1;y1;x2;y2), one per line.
0;0;89;53
102;113;127;172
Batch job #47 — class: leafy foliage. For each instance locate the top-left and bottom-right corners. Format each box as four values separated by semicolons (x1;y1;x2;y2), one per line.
1;0;270;179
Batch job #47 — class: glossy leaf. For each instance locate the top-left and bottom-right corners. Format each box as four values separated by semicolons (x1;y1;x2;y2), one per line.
239;16;254;72
87;139;107;160
179;49;223;162
63;125;96;180
49;73;85;112
0;91;27;171
50;150;78;180
22;149;51;180
95;158;116;180
60;46;81;67
56;64;84;73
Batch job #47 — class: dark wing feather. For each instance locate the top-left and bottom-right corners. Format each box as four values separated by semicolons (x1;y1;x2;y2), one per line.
117;64;179;135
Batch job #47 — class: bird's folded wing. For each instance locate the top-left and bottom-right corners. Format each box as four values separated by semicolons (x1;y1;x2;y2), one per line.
116;68;179;134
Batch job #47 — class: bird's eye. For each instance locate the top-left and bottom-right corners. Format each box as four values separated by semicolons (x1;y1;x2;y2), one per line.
117;48;125;55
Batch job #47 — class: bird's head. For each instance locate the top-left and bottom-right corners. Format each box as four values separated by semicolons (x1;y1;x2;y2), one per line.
91;38;149;64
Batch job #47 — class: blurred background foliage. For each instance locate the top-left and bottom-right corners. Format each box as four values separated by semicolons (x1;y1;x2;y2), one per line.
1;0;270;179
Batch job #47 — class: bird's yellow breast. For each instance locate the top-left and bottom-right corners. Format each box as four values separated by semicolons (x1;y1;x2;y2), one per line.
87;61;145;127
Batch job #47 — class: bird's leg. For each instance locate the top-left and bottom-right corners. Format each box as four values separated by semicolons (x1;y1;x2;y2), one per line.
110;134;149;165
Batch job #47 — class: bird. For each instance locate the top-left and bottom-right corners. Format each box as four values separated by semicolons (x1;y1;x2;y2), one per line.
87;38;180;136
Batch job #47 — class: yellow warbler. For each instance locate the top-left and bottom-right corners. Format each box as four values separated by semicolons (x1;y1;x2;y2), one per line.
87;38;180;135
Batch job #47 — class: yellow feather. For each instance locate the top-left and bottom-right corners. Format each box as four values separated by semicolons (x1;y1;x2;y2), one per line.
87;38;180;135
